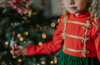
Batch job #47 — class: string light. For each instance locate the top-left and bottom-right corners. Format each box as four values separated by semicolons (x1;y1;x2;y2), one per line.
15;13;18;15
20;37;24;41
22;16;27;20
5;41;9;45
9;62;12;65
50;61;54;64
24;41;26;43
26;4;30;8
40;27;42;30
1;61;5;65
31;28;33;31
37;64;40;65
36;24;40;28
54;60;57;64
32;12;37;15
11;23;13;25
17;34;21;38
41;61;45;64
24;31;28;36
54;56;57;64
40;26;47;31
43;26;47;31
41;33;46;39
10;50;13;54
22;21;24;24
58;18;60;23
20;13;23;16
9;13;11;15
51;23;56;27
28;12;32;17
18;59;22;62
54;56;57;59
23;55;25;57
38;42;43;46
28;41;32;44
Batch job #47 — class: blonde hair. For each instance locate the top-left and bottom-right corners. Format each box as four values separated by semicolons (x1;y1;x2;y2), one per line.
59;0;100;24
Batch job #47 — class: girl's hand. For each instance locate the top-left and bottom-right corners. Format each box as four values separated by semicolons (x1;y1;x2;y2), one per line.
15;45;28;57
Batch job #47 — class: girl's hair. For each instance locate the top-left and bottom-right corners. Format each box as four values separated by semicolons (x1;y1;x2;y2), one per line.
59;0;100;25
89;0;100;18
89;0;100;24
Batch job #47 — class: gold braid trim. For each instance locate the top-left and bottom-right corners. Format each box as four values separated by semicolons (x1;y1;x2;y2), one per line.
64;34;90;40
67;21;88;26
81;17;92;57
62;15;93;57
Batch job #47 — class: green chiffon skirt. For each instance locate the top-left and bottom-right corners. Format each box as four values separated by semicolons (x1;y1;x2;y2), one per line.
58;51;100;65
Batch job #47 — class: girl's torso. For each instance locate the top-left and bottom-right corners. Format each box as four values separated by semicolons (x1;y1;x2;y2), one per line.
61;12;98;57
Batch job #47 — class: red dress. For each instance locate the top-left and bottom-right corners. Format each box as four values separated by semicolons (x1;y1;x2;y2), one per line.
27;12;100;62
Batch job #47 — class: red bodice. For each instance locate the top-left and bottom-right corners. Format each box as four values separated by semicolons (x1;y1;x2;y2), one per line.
27;12;100;62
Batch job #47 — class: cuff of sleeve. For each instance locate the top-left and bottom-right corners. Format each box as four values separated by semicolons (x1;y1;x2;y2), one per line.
27;45;36;56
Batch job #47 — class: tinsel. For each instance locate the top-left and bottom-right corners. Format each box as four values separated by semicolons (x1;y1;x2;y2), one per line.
0;0;32;14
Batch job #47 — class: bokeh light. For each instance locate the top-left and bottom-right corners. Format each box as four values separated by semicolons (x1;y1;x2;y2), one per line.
51;23;56;27
17;34;21;38
36;24;40;28
41;33;46;39
41;61;45;64
50;61;53;64
38;42;43;46
58;18;60;23
18;59;22;62
20;37;24;41
5;41;9;45
24;32;28;36
32;12;37;15
11;23;13;25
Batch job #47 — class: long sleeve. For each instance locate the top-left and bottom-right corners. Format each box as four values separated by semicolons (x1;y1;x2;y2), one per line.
94;27;100;62
27;16;64;56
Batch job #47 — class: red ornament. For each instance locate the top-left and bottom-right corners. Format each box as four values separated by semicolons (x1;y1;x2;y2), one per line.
14;48;16;50
15;0;18;3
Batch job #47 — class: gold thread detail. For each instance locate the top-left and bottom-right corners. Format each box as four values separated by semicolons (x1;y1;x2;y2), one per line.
62;15;92;57
64;34;90;40
81;17;92;57
67;21;87;26
61;16;68;39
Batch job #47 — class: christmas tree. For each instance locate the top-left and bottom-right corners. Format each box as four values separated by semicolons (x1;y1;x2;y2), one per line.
0;0;61;65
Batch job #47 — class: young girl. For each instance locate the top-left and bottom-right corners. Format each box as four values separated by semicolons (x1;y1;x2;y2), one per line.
15;0;100;65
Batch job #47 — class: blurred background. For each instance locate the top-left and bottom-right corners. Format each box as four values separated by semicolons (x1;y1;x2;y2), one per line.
0;0;62;65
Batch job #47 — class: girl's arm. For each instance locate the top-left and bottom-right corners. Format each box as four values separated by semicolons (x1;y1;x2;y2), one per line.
27;16;64;56
94;27;100;62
